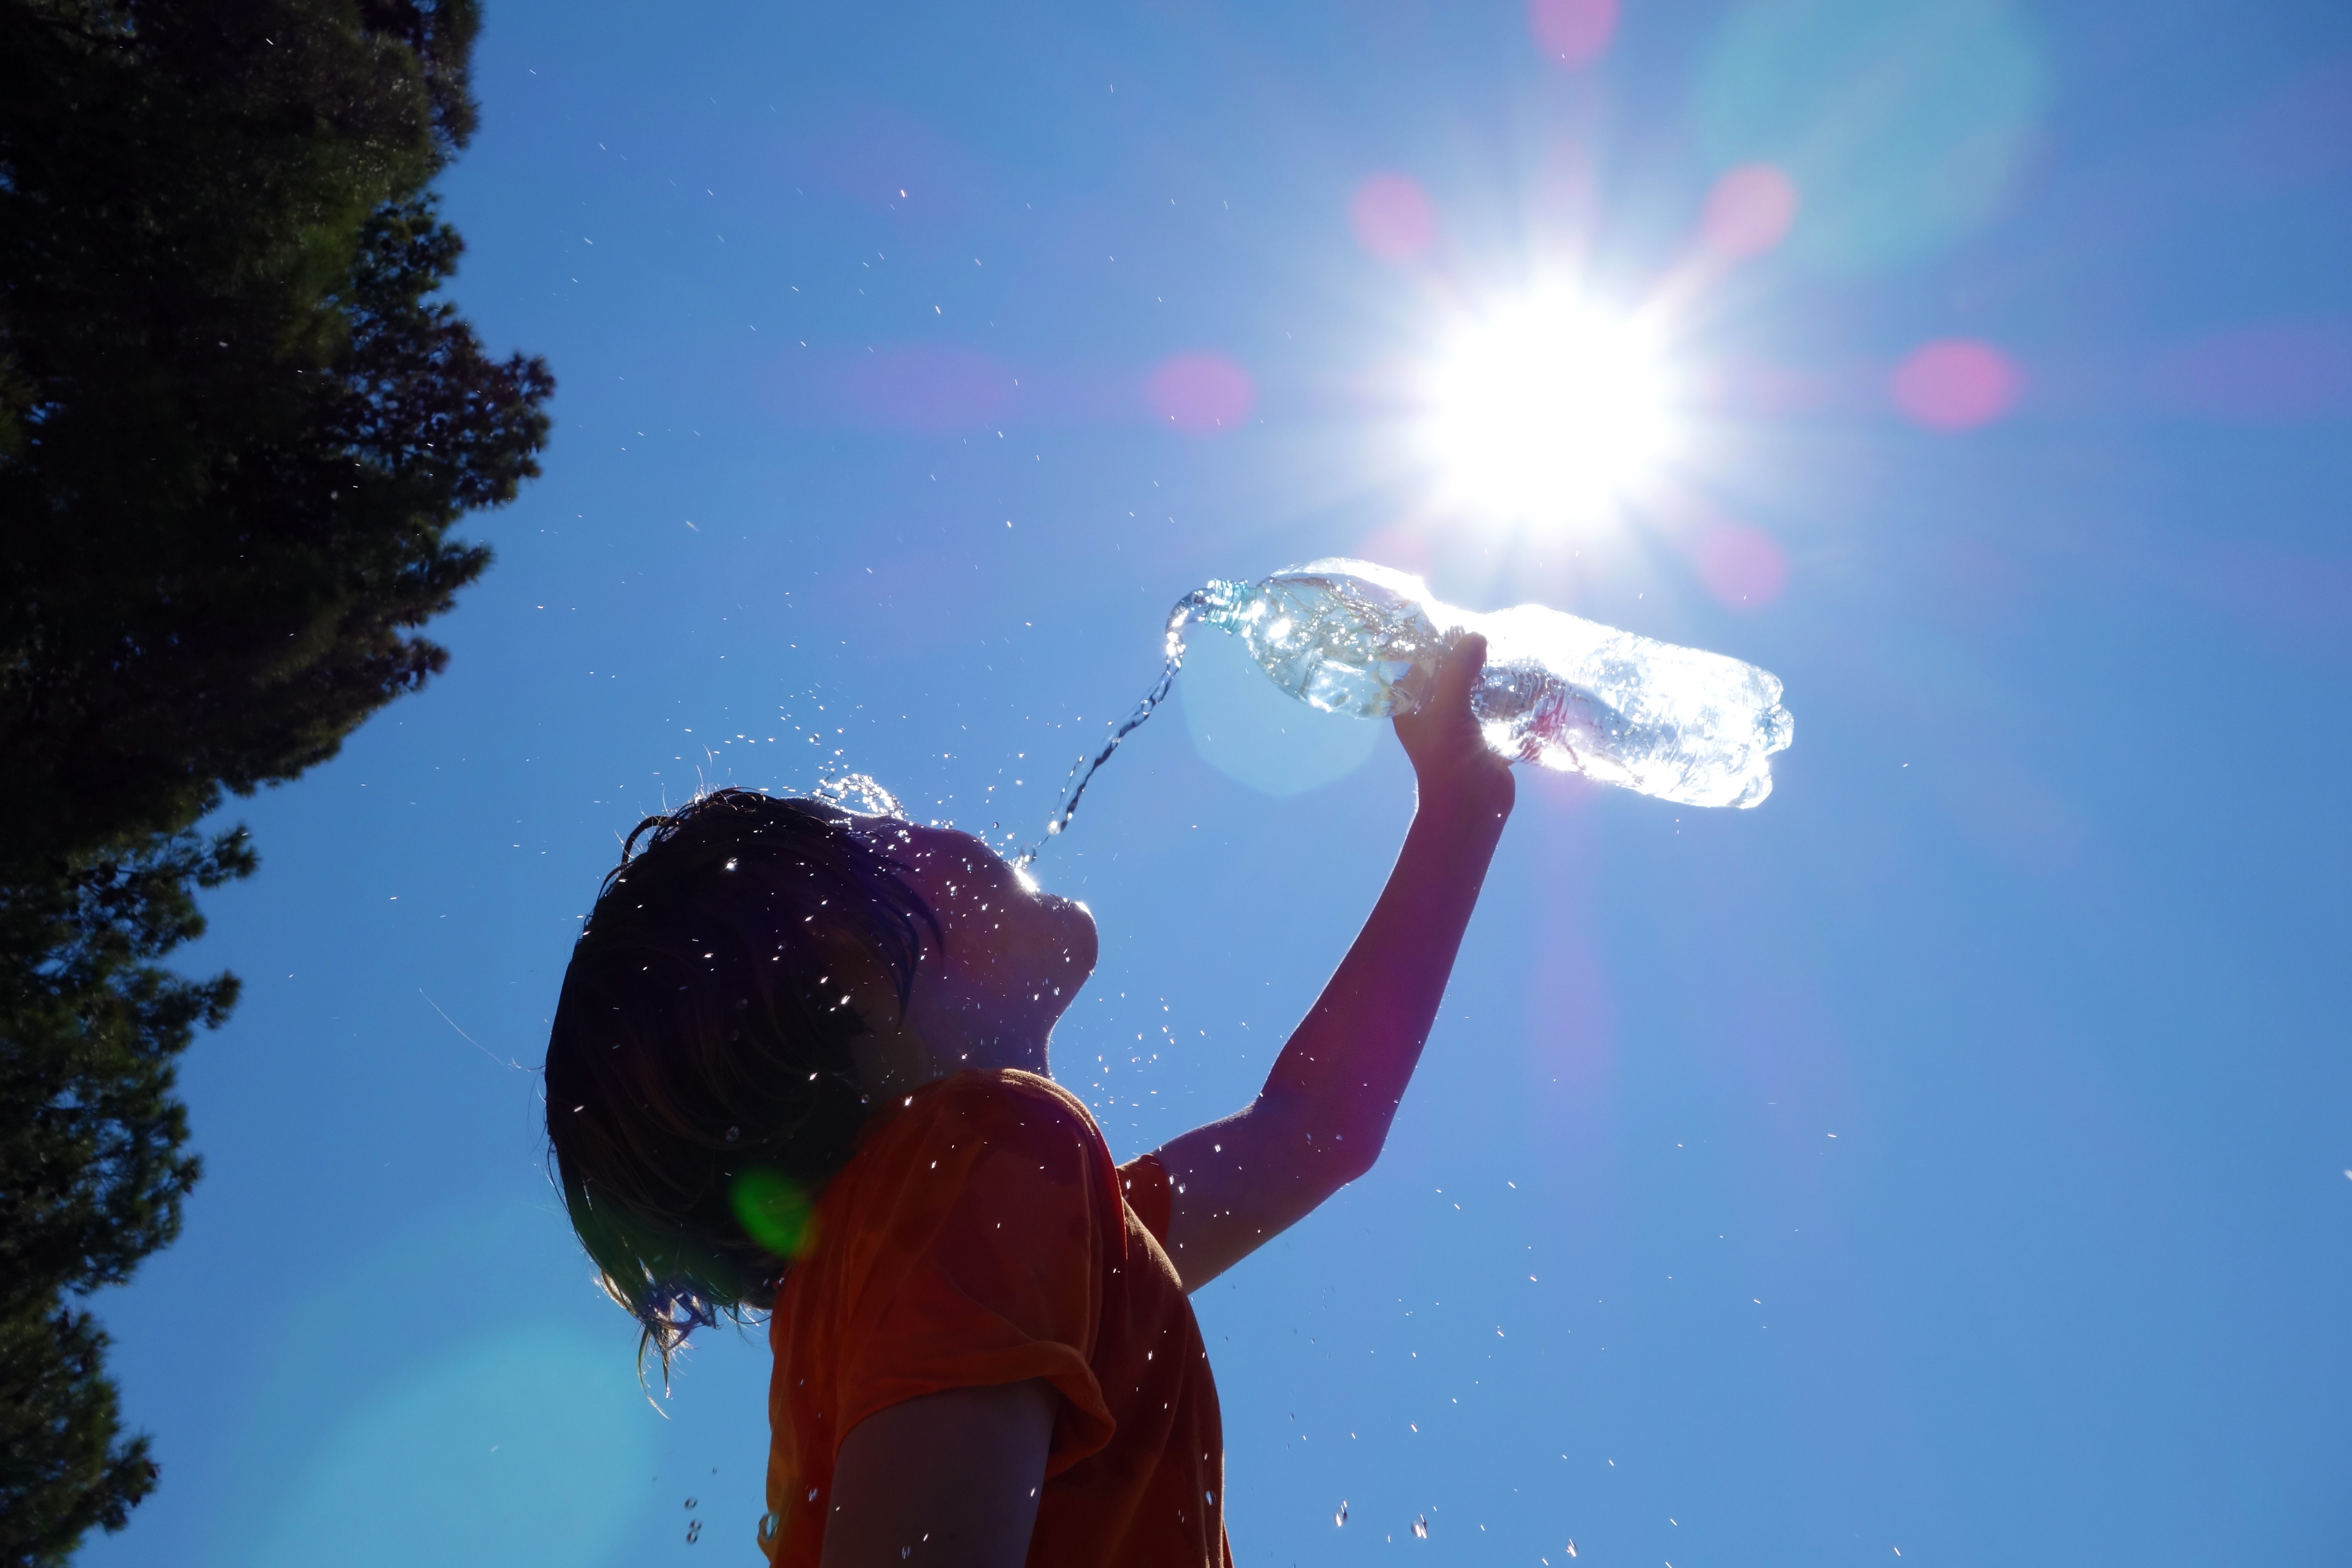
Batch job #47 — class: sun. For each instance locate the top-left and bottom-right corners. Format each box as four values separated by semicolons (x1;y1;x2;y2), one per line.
1418;289;1676;527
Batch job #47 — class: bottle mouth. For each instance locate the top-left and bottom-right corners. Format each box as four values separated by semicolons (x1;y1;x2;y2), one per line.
1186;578;1242;620
1166;579;1244;648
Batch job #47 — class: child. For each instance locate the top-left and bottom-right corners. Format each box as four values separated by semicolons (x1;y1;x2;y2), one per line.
544;637;1512;1566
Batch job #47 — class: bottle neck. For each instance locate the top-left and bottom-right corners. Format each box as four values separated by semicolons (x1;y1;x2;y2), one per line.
1166;579;1244;646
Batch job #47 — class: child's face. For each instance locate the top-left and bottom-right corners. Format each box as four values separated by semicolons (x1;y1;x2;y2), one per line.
853;818;1097;1078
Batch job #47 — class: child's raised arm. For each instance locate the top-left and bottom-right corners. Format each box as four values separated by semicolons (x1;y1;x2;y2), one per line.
1149;634;1516;1290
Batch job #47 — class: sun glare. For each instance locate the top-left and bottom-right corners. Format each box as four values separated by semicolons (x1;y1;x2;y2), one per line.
1419;291;1675;526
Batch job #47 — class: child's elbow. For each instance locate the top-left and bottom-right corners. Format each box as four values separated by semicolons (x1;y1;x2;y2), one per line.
1258;1089;1383;1187
1323;1126;1383;1188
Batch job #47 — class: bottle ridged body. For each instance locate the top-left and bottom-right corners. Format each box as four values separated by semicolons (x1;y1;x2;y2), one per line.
1190;558;1793;809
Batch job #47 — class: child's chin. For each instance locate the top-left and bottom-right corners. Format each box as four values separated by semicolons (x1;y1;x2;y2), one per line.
1046;900;1100;978
1038;891;1091;926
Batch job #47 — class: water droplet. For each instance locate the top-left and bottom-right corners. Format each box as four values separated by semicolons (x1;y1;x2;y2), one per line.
1565;1540;1577;1558
1335;1501;1348;1527
685;1497;698;1509
1413;1516;1429;1539
725;1127;740;1143
685;1519;702;1544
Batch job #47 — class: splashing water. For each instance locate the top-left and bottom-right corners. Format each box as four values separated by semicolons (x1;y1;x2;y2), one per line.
1017;558;1794;861
1015;590;1210;866
814;771;905;817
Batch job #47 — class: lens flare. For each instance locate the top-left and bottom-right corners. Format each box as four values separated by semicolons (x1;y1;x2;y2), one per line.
731;1168;816;1259
1891;338;2019;430
1350;172;1437;262
1419;291;1673;525
1147;351;1256;432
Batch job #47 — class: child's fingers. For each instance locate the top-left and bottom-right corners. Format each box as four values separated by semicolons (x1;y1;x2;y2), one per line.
1438;632;1489;713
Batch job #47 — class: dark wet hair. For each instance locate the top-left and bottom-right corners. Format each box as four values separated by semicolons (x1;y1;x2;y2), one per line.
544;788;938;1370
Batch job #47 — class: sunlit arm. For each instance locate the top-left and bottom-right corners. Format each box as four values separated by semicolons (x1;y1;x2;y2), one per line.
1150;637;1514;1290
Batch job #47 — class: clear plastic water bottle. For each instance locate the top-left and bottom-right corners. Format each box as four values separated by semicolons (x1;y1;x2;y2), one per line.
1182;558;1794;808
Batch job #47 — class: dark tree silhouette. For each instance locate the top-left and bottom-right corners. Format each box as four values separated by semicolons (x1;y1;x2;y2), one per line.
0;1;550;1558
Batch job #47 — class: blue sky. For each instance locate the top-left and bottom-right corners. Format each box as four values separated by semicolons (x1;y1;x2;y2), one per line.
79;1;2351;1564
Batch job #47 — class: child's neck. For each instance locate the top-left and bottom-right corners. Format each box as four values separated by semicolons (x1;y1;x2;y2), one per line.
853;1022;1049;1100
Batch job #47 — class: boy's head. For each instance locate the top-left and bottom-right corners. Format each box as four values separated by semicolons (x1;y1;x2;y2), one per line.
544;789;939;1356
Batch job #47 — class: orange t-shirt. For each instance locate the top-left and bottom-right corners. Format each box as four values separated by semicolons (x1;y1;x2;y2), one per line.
761;1069;1229;1567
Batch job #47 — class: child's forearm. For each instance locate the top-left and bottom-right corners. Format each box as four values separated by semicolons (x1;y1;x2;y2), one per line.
1152;779;1509;1287
1259;784;1509;1171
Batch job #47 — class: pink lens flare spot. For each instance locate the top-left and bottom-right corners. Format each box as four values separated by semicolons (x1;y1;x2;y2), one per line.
1892;339;2021;430
1351;522;1433;581
1349;173;1435;262
1147;352;1255;433
1695;523;1788;608
1701;164;1799;259
1528;0;1618;66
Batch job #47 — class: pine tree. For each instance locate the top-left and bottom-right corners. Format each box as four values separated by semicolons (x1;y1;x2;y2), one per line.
0;2;551;1557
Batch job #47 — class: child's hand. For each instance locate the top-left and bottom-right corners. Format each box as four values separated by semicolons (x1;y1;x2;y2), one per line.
1395;633;1516;821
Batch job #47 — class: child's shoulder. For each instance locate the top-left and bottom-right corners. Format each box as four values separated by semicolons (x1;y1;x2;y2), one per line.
875;1068;1106;1165
834;1070;1120;1241
900;1066;1093;1124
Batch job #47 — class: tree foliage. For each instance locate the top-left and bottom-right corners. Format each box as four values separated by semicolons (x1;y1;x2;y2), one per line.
0;1;550;1558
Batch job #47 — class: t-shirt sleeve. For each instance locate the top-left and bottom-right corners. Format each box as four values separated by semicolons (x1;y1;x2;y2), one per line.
1117;1152;1173;1247
830;1088;1119;1479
